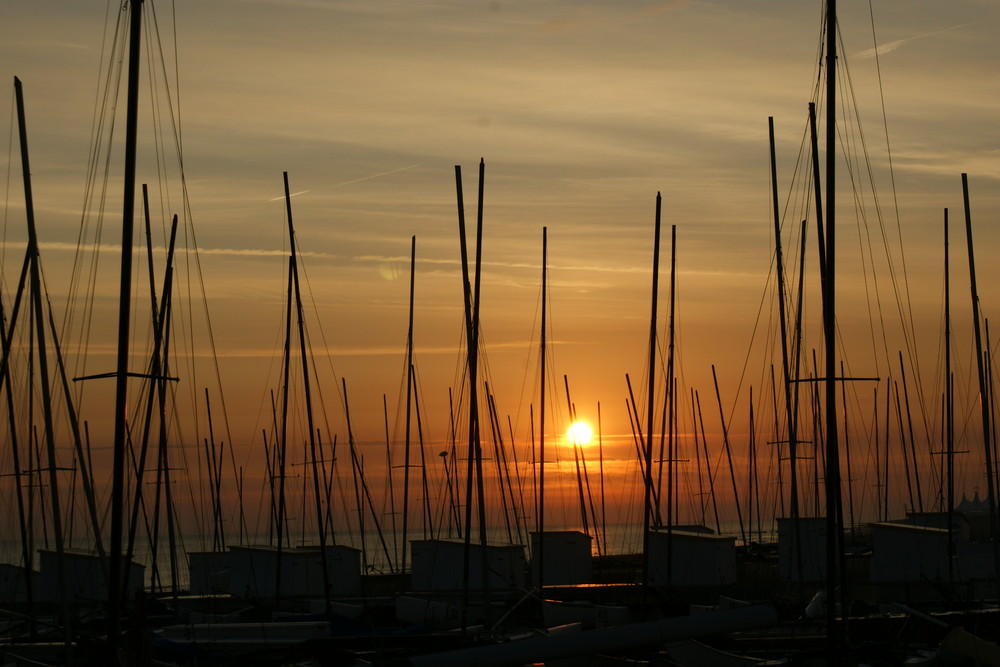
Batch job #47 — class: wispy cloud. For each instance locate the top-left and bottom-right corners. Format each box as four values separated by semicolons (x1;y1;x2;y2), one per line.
854;21;977;59
268;189;310;202
266;164;422;201
328;163;422;188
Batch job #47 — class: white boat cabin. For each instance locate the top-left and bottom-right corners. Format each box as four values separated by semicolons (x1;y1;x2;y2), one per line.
530;530;592;585
777;517;827;582
646;527;736;587
37;548;144;606
871;513;995;583
187;550;231;595
227;544;362;599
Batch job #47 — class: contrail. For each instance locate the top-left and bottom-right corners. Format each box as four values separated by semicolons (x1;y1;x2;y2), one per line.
268;189;310;202
855;21;978;59
329;163;422;188
266;164;422;201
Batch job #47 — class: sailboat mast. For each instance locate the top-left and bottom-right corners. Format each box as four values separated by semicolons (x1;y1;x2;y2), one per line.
666;224;677;535
822;0;847;646
641;193;661;599
454;164;474;628
455;161;491;630
401;235;416;580
962;173;1000;584
107;0;144;656
470;159;491;614
769;116;802;528
15;75;73;661
944;208;955;586
538;226;547;587
283;172;332;609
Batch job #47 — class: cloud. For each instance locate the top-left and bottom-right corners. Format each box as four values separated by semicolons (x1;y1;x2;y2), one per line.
327;164;423;188
854;22;978;59
266;165;423;201
268;190;310;202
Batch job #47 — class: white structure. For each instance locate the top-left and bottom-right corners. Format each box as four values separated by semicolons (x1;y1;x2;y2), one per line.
777;517;827;582
410;539;525;591
870;522;949;582
320;544;363;595
37;549;144;605
530;530;592;585
871;516;995;583
904;512;969;535
228;544;361;599
646;528;736;587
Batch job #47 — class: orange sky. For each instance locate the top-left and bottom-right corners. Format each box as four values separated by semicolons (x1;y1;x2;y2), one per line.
2;1;1000;557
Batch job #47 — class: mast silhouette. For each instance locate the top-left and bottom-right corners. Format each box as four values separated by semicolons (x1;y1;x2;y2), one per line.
401;235;416;580
108;0;144;658
14;75;73;661
962;173;1000;587
538;226;548;587
821;0;848;648
641;193;662;602
944;208;955;588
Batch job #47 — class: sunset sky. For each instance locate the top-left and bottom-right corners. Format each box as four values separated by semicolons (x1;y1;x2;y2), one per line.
2;0;999;552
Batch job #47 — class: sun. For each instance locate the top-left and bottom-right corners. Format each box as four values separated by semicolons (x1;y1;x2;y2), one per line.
567;421;593;446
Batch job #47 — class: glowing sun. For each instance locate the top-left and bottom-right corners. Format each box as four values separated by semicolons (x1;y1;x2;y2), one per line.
567;421;593;446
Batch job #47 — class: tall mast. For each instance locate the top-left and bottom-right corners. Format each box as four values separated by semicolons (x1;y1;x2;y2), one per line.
666;224;677;536
455;160;490;631
822;0;846;648
283;171;332;611
538;226;547;587
470;159;490;616
455;164;474;632
641;193;661;601
401;235;416;581
962;173;1000;586
769;116;801;533
14;75;72;660
944;208;955;587
108;0;144;656
275;258;293;586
